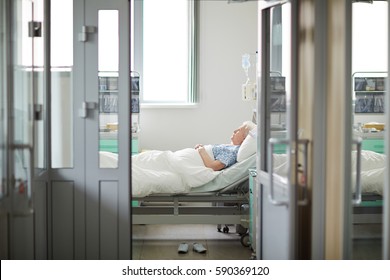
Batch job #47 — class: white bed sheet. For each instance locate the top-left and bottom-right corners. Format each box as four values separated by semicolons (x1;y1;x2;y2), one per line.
272;150;385;196
131;145;220;197
353;150;385;195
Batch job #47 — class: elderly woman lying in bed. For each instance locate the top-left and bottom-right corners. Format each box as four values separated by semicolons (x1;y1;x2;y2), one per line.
195;121;254;171
130;121;257;197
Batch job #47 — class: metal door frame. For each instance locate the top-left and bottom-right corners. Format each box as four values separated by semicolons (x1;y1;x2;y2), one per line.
384;0;390;260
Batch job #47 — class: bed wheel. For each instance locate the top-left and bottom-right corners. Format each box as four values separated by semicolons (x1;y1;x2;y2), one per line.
240;233;250;247
223;226;229;233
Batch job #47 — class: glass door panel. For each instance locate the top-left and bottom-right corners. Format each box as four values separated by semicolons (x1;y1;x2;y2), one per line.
270;4;289;161
351;1;388;259
11;0;34;212
31;0;45;171
98;10;119;168
51;0;73;169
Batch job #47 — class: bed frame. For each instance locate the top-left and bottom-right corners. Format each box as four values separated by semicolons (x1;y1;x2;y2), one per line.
132;184;383;224
131;176;250;228
353;192;383;224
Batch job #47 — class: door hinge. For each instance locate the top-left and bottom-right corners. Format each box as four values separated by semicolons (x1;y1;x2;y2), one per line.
28;21;42;37
34;104;43;121
78;25;97;42
79;101;97;118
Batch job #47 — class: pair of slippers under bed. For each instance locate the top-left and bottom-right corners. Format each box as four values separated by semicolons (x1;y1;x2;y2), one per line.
178;242;207;254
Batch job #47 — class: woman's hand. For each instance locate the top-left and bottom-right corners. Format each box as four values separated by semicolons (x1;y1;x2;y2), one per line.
195;144;207;156
195;144;225;171
197;146;207;156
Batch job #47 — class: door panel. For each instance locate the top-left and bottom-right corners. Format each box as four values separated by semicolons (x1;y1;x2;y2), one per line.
0;0;7;259
47;0;130;260
52;182;74;259
261;183;289;259
33;181;47;259
0;0;48;260
257;1;298;260
48;0;84;260
83;0;130;260
7;0;37;259
100;182;119;259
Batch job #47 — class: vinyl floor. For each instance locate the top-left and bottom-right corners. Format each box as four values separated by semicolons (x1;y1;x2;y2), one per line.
132;224;254;260
131;223;382;260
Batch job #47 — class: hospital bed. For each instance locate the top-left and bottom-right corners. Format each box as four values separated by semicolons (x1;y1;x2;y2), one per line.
354;193;382;225
352;148;384;224
98;121;258;245
131;153;255;245
100;135;385;237
269;148;385;224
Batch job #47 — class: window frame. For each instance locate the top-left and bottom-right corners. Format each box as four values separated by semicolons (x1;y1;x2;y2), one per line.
132;0;198;107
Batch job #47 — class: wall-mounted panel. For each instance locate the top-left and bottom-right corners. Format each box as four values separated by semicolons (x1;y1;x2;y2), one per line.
34;181;47;259
52;181;74;259
12;216;34;259
100;181;118;259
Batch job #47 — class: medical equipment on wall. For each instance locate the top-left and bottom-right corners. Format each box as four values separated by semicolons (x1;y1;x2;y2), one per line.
352;72;387;154
241;53;257;101
131;71;140;154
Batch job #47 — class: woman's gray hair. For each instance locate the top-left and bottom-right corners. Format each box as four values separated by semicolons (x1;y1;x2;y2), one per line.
242;121;256;137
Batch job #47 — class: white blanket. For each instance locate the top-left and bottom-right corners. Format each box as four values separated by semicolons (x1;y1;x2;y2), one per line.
100;149;386;197
131;145;219;197
272;150;386;195
352;150;385;195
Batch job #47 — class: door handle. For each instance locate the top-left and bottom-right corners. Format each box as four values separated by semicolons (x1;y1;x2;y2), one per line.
268;138;290;206
79;101;97;118
352;137;363;205
297;139;309;206
268;138;310;207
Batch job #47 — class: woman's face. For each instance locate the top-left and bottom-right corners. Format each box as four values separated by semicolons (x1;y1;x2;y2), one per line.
230;126;247;145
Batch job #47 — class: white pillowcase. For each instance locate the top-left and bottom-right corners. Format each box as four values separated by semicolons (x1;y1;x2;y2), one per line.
237;127;257;162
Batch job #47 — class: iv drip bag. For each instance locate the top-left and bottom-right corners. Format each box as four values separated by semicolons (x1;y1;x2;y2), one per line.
242;53;251;72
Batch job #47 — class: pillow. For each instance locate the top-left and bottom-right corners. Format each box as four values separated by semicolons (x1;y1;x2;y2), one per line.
237;123;257;162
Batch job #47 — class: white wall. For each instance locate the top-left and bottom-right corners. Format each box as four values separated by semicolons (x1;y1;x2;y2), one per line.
137;1;258;151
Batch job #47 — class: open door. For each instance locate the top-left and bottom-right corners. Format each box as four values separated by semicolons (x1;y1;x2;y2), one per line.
256;1;309;259
0;0;43;259
83;0;131;259
0;0;130;260
48;0;131;259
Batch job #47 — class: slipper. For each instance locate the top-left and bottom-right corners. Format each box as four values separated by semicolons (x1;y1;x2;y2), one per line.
193;243;207;253
178;243;189;254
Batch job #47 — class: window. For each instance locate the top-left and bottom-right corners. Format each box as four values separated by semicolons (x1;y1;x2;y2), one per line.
133;0;197;105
